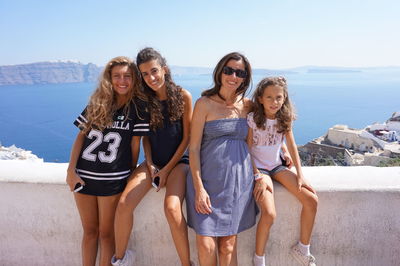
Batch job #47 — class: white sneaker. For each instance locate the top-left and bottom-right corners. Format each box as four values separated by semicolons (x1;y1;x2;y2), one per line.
252;253;266;266
290;244;316;266
111;250;134;266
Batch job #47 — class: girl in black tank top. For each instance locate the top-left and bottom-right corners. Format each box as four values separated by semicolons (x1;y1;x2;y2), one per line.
112;48;193;266
148;100;185;167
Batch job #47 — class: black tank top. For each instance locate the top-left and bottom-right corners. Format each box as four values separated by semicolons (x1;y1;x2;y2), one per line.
149;100;183;167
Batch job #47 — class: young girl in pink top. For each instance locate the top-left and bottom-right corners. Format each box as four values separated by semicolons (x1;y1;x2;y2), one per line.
247;77;318;266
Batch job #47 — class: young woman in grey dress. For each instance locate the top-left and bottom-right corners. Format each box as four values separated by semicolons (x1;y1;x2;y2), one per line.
186;52;258;266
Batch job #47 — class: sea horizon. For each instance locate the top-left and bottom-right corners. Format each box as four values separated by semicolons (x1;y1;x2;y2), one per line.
0;69;399;162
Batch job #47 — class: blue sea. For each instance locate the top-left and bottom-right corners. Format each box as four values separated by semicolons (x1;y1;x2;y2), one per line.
0;71;399;162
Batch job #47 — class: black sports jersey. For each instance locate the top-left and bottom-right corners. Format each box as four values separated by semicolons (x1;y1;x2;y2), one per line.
73;98;149;195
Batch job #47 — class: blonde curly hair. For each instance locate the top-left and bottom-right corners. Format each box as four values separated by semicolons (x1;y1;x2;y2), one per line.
82;56;142;133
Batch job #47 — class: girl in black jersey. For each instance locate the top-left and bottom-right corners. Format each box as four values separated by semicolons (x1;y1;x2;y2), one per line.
112;48;193;266
66;56;149;266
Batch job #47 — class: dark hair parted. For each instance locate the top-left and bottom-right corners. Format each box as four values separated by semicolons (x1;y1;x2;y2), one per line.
202;52;252;99
136;47;184;130
84;56;141;134
252;76;296;133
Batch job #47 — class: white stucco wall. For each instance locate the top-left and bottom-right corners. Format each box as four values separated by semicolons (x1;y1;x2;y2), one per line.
387;121;400;132
1;161;400;266
327;128;376;151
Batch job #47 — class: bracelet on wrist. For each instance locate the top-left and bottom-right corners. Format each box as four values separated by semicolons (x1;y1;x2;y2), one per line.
254;173;263;181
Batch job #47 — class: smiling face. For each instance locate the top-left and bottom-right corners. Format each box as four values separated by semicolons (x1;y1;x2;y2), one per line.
138;59;167;93
220;59;245;92
111;64;133;101
258;84;285;119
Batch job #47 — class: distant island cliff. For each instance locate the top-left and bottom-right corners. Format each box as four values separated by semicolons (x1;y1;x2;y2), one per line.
0;61;297;86
0;61;102;85
2;61;400;86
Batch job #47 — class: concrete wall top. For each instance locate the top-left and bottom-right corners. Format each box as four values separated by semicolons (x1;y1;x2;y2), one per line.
1;161;400;265
1;160;399;191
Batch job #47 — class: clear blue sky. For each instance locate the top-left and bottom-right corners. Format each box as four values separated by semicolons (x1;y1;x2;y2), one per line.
1;0;399;68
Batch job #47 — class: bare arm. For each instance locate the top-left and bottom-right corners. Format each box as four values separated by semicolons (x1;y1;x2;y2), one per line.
285;129;302;176
246;127;259;175
189;97;212;214
159;90;192;174
143;136;156;173
66;131;86;191
281;141;288;153
130;136;141;170
285;129;316;193
281;141;293;168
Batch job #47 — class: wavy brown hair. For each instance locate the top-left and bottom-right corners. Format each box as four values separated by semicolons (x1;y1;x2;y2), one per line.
251;76;296;133
136;47;184;130
202;52;252;100
83;56;141;133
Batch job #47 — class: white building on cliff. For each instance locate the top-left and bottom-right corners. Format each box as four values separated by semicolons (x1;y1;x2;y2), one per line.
310;112;400;166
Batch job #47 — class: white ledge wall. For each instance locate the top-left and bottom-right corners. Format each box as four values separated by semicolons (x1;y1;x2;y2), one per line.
0;161;400;266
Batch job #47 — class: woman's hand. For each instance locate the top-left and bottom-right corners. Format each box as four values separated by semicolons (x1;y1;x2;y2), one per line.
253;175;273;202
195;187;212;215
66;169;85;192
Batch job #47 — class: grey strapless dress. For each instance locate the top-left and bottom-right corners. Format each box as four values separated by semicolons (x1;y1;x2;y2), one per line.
186;118;258;236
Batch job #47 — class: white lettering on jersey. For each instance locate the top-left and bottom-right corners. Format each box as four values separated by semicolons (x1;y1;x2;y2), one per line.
82;130;102;161
108;121;130;130
82;130;122;163
99;132;122;163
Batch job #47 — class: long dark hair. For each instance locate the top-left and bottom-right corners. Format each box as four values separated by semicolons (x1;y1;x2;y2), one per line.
136;47;184;130
202;52;252;100
252;76;296;133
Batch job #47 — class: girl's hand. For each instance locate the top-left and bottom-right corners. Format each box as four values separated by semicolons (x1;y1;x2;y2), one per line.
66;169;85;192
146;162;164;192
195;187;212;215
147;163;159;177
153;167;169;192
283;152;293;168
297;176;316;194
253;175;273;202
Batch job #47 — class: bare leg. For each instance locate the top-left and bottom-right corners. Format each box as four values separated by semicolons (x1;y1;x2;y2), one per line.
97;193;121;266
164;163;191;266
255;176;276;256
74;193;99;266
114;163;152;259
273;169;318;244
196;235;217;266
218;235;237;266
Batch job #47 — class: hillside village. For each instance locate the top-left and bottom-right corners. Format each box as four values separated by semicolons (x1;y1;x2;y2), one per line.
299;112;400;166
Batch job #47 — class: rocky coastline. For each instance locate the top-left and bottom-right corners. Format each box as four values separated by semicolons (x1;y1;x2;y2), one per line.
0;61;102;85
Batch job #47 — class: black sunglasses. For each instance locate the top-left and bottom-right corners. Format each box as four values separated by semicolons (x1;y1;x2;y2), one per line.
222;66;247;79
